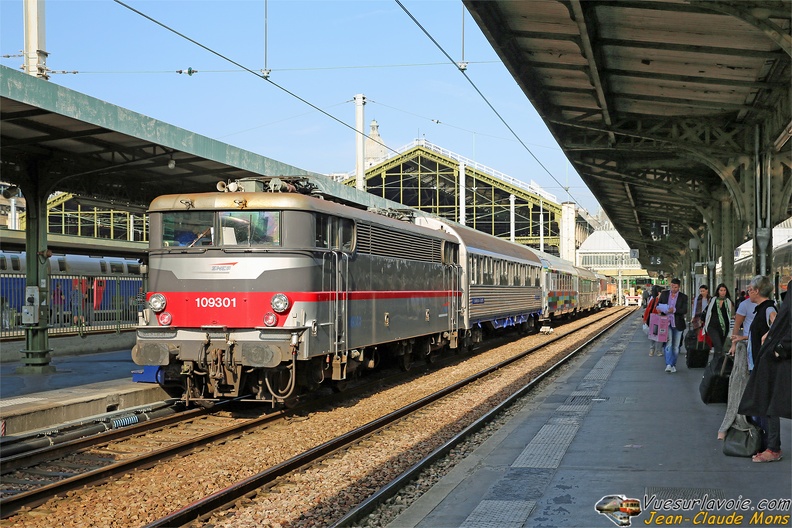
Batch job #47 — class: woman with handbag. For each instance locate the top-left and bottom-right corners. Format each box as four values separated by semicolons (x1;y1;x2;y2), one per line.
643;285;663;356
702;283;734;357
739;279;790;462
690;284;710;331
717;285;758;440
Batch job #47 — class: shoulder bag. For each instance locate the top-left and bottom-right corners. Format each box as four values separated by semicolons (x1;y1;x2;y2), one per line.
722;422;762;457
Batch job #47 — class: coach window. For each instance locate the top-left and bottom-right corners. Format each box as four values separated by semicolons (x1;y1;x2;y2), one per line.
499;261;509;285
10;255;20;271
483;257;493;285
110;261;124;274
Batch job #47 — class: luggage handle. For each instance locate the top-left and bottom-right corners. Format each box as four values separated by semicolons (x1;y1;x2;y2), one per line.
720;354;733;376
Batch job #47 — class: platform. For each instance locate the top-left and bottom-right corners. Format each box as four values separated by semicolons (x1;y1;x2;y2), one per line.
0;349;167;436
389;313;792;528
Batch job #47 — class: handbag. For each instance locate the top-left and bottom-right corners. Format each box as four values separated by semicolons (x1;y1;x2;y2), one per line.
642;323;649;335
697;327;713;348
722;422;762;457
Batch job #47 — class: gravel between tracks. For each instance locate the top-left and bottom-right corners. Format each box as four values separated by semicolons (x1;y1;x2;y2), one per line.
3;309;627;528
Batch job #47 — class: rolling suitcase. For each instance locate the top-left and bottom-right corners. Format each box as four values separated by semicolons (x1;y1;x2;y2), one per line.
685;328;709;368
699;354;732;404
686;345;709;368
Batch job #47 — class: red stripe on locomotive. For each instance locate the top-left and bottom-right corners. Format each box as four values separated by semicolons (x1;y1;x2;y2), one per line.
153;290;460;327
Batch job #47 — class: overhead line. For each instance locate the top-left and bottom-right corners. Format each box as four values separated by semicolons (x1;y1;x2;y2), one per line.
394;0;583;211
113;0;396;157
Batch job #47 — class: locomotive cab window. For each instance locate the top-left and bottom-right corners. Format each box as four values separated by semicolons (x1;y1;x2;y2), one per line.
219;211;280;247
442;242;458;265
315;214;354;252
160;211;216;248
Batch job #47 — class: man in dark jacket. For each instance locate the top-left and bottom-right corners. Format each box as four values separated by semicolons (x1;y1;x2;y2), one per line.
655;278;688;373
739;280;792;462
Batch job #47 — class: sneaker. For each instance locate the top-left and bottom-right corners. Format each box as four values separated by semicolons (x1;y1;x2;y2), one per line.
665;365;672;373
752;449;782;463
670;366;677;373
649;351;654;356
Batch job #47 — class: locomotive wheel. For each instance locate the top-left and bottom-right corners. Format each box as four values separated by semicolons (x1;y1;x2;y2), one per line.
331;380;349;393
188;384;215;409
399;351;413;372
283;395;301;408
425;347;441;365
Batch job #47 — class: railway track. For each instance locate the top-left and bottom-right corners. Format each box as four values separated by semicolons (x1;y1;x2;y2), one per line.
0;307;631;527
155;308;632;528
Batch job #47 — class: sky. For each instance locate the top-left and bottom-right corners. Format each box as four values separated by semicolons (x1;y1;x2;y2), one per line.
0;0;602;215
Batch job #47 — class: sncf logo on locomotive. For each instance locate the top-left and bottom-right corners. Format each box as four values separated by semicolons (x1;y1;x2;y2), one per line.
210;262;238;272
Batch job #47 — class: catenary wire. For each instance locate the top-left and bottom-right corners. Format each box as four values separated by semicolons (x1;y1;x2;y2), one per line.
113;0;397;158
394;0;582;209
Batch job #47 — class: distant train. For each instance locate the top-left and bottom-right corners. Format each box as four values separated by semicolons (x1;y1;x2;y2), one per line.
0;251;143;276
0;251;142;329
731;239;792;301
131;176;615;405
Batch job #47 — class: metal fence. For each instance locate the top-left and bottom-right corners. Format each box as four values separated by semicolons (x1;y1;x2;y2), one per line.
0;273;143;338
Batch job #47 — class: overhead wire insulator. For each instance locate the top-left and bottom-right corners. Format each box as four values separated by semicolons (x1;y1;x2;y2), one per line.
176;67;198;76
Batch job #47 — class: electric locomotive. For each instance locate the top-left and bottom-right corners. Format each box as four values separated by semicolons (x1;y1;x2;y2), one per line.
133;177;462;404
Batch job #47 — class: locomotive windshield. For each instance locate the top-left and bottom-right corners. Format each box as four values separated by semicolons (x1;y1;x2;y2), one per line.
219;211;280;246
160;211;216;247
157;210;280;248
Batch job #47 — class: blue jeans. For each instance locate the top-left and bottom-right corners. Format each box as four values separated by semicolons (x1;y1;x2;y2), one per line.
664;327;683;366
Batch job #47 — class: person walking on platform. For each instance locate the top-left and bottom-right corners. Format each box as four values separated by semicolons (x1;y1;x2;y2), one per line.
718;284;758;440
655;278;688;372
702;283;734;357
643;285;663;356
691;284;710;331
739;279;791;463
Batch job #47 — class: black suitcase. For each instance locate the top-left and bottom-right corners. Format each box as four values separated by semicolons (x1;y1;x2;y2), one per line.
686;345;709;368
699;354;732;404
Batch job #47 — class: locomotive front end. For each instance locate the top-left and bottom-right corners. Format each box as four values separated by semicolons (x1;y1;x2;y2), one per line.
133;183;330;405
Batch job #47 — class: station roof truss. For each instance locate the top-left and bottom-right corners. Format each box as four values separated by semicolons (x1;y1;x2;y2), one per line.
464;0;792;272
343;143;564;251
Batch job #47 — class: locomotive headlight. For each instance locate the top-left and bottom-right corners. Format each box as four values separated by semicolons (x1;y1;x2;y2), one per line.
263;312;277;327
271;293;289;313
149;293;167;312
157;312;172;326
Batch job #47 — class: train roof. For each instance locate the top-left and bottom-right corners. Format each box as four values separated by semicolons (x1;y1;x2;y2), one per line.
415;217;542;266
149;190;458;243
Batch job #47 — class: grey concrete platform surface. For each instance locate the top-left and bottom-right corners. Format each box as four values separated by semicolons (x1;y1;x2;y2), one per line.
0;349;167;436
0;331;136;363
389;314;792;528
